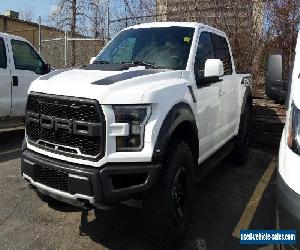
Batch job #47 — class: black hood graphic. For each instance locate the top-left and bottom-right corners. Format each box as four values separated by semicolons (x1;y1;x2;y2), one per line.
91;70;165;85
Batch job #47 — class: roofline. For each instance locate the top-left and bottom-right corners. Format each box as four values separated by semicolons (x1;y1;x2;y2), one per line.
123;22;226;35
125;22;199;30
0;14;87;38
0;14;66;33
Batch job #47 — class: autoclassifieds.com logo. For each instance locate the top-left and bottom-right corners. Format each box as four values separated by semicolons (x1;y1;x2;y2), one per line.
240;230;296;245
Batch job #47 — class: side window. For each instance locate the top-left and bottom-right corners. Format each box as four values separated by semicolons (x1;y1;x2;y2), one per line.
0;38;7;69
11;40;44;74
212;34;233;75
194;32;215;82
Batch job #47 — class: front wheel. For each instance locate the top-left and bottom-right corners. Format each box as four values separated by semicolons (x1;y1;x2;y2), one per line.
143;140;195;249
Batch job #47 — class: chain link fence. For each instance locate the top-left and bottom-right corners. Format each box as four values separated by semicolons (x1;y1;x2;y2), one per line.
41;31;106;69
5;26;105;69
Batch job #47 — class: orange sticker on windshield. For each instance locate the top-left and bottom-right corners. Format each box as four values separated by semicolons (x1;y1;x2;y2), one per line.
184;37;191;43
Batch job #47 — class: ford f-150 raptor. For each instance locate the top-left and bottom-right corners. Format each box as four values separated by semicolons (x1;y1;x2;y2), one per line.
21;22;252;248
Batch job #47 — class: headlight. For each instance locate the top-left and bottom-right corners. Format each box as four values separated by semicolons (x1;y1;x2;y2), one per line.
287;102;300;154
113;105;151;151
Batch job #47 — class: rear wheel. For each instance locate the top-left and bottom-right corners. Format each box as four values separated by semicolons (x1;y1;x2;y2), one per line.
232;104;250;165
143;140;195;249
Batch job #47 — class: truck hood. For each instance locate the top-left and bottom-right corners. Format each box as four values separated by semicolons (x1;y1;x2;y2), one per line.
29;67;183;104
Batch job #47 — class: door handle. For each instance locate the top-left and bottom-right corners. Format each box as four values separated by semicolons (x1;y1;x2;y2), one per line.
12;76;18;86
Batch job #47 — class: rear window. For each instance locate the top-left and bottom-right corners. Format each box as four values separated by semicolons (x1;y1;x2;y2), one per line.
0;38;7;69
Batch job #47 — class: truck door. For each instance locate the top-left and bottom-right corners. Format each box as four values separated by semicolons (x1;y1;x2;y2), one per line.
0;36;11;118
194;31;224;161
211;34;238;141
8;38;45;117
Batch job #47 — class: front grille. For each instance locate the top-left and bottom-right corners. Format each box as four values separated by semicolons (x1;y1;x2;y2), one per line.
35;165;69;192
26;93;105;160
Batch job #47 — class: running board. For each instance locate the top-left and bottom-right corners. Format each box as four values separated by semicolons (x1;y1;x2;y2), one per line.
195;141;234;182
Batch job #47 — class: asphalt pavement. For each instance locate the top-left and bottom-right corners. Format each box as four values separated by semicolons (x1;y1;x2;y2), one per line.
0;130;276;250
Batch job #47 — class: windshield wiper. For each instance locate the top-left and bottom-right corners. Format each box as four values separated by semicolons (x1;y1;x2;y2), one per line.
120;61;159;69
93;60;110;64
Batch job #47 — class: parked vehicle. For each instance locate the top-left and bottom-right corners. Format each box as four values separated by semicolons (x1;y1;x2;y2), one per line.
21;22;252;248
0;32;50;130
266;31;300;249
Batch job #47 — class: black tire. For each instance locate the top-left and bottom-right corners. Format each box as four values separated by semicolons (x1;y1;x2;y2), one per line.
143;140;195;249
232;104;250;166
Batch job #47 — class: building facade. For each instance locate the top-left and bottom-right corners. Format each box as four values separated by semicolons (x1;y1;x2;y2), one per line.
156;0;265;73
156;0;264;32
0;11;104;68
0;12;64;50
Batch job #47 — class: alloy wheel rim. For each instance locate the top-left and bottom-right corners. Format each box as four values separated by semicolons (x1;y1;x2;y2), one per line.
172;167;188;223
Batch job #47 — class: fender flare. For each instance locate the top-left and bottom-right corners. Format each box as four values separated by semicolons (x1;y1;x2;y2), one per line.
241;80;253;115
151;102;198;164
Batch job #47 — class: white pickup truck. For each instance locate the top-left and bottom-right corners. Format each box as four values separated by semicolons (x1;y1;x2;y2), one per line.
0;32;50;130
21;22;252;248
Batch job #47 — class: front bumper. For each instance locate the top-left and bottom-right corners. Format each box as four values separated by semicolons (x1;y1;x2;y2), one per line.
21;149;161;208
277;172;300;248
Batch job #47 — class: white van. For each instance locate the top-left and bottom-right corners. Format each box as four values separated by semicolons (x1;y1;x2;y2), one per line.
266;31;300;249
0;32;50;130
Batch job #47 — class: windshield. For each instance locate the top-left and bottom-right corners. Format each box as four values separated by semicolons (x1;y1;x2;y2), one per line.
95;27;195;70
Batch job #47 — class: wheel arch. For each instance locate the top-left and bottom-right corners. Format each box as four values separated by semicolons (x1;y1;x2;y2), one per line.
152;102;199;166
241;83;253;115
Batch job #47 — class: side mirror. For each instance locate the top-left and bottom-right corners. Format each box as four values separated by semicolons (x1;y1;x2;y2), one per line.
42;63;51;75
90;56;96;64
266;55;286;102
196;59;224;85
204;59;224;78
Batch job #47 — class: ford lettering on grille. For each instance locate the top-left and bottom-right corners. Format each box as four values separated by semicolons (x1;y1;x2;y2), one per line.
26;112;101;137
25;93;105;160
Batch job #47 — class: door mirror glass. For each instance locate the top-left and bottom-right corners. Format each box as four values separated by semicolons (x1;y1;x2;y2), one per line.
266;55;286;102
90;56;96;64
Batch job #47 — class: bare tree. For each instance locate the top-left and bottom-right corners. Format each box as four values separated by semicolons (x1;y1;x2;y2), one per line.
123;0;156;19
49;0;90;65
19;6;34;22
49;0;110;65
108;0;155;35
265;0;300;78
89;0;108;39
